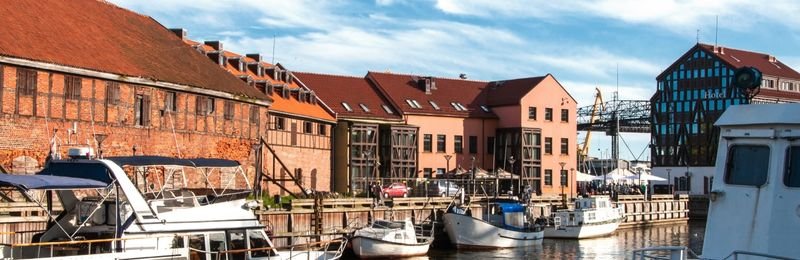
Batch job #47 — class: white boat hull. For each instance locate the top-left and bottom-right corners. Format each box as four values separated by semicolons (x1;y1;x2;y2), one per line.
443;213;543;248
351;236;430;258
544;219;622;239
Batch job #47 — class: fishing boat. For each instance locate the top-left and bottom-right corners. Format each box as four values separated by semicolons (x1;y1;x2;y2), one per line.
632;103;800;259
0;148;347;259
350;219;432;258
443;198;544;248
544;196;624;239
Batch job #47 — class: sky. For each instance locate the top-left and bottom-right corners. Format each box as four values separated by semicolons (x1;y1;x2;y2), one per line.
111;0;800;161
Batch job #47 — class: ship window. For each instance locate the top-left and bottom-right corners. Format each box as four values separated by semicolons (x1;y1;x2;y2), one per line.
208;232;227;259
189;234;207;260
784;146;800;187
226;230;247;259
725;145;769;186
248;230;274;257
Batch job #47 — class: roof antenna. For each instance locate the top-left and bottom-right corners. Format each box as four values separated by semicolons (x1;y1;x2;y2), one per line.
714;15;719;47
271;34;276;64
696;29;700;43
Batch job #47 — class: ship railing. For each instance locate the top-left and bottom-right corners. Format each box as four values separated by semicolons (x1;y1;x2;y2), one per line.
631;246;798;260
211;237;348;260
6;234;180;259
721;250;797;260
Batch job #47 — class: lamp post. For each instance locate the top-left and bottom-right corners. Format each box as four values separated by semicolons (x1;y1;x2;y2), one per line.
508;156;516;196
569;168;575;200
471;155;476;195
559;162;566;204
444;154;453;196
666;168;672;194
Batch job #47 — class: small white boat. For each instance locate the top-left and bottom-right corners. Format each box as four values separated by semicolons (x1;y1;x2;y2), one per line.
544;196;624;239
351;219;432;258
444;198;543;248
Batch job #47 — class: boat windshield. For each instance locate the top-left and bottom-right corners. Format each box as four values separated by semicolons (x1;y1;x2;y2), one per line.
372;220;404;229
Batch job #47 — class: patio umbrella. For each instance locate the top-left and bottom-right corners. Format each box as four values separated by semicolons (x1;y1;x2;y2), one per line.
495;168;520;179
575;171;599;182
625;174;667;181
605;168;635;182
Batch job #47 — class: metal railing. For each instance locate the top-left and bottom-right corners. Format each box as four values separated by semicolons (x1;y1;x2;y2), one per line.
211;237;347;260
9;234;180;259
631;247;797;260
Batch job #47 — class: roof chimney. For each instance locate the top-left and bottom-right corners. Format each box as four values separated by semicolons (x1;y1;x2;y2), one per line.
204;41;223;51
169;28;187;40
246;53;262;62
767;55;776;63
418;77;434;94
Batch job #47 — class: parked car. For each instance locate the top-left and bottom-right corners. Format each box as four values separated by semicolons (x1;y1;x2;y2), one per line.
382;182;411;198
427;180;460;197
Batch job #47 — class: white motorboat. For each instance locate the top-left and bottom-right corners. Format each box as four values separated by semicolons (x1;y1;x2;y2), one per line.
632;103;800;259
0;150;347;259
350;219;432;258
444;198;543;248
544;196;624;239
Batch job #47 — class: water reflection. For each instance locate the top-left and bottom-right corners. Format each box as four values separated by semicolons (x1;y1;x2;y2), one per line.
423;220;706;259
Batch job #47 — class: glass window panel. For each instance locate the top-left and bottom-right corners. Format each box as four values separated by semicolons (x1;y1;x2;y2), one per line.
227;230;247;260
701;69;706;78
189;234;207;260
785;146;800;187
248;230;273;257
725;145;769;186
209;232;227;260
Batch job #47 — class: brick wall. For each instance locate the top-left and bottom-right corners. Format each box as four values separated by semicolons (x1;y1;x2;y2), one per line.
0;64;266;189
262;115;333;194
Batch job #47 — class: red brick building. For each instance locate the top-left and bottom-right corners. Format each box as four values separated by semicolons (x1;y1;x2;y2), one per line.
0;0;270;188
176;34;337;194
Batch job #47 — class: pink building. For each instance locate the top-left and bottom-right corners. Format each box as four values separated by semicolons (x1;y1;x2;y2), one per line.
299;71;577;196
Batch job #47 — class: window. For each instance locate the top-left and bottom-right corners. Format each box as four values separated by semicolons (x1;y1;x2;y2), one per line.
382;104;394;114
725;145;769;186
164;91;177;112
423;168;432;178
436;168;445;176
359;103;370;112
342;102;353;112
429;101;440;110
528;107;537;120
487;137;495;154
275;117;285;130
134;94;150;126
304;121;313;134
561;170;568;186
412;100;422;108
227;230;247;259
544;137;552;154
318;124;327;136
560;138;569;155
224;100;235;120
105;82;120;105
188;235;207;260
785;146;800;187
423;134;432;152
544;169;552;185
454;135;463;153
561;109;569;122
480;105;490;112
469;136;478;154
437;134;446;153
249;106;260;124
208;233;226;257
16;68;37;96
248;230;273;257
196;96;215;115
406;99;422;109
545;108;553;121
64;75;81;100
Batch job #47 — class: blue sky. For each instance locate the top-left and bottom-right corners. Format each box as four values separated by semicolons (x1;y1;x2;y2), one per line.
111;0;800;161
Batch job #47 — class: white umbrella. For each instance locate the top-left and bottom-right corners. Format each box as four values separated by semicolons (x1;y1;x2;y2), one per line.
625;174;667;181
575;171;598;182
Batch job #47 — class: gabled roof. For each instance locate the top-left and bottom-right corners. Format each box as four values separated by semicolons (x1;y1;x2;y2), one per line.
486;76;548;106
658;43;800;80
366;72;496;118
185;39;335;122
294;72;403;121
0;0;267;101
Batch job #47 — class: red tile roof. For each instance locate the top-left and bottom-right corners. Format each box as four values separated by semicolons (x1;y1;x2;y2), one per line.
366;72;497;118
485;76;548;106
0;0;267;100
294;72;403;121
187;39;335;122
698;44;800;79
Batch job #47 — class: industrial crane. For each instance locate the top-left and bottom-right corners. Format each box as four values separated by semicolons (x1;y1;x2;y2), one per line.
578;88;604;164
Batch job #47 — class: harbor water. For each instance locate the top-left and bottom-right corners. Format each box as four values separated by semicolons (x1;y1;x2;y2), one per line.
419;220;705;259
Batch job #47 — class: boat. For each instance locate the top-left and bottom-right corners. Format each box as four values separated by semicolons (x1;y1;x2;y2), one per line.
443;198;544;248
543;196;624;239
632;103;800;259
350;219;432;258
0;148;347;259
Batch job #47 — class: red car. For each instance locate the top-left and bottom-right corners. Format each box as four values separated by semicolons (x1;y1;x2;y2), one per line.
382;182;411;198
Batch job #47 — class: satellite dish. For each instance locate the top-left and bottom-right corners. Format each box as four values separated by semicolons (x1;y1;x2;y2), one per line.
732;67;762;91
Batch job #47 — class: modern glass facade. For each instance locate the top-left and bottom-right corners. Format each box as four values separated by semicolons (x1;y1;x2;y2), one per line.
651;47;748;167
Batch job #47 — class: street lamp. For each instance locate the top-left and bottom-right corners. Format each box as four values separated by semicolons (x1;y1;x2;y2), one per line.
444;154;453;196
666;168;672;194
559;162;566;204
569;168;575;200
471;155;476;195
508;156;516;196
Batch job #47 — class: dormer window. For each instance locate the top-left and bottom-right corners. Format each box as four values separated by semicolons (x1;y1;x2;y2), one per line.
411;100;422;109
480;105;490;112
450;102;462;111
456;103;467;111
359;104;370;112
342;102;353;112
382;105;394;114
429;101;440;110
